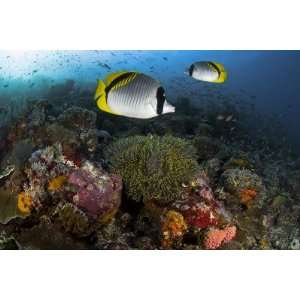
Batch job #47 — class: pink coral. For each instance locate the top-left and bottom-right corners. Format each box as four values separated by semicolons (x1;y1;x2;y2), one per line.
68;162;122;221
203;226;237;250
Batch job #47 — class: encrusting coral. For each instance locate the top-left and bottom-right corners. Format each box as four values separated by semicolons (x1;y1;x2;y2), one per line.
106;135;199;204
68;161;122;223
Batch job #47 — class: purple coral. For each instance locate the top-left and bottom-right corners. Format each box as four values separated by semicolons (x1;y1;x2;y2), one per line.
68;162;122;221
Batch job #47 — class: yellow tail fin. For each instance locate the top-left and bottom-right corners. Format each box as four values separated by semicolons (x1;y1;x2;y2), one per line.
94;79;106;101
212;62;228;83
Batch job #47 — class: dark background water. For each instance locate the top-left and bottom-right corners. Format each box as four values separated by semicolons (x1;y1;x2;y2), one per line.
0;50;299;153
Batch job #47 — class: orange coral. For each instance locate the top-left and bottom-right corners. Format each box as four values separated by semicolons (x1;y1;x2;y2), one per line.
239;189;257;207
204;225;237;250
48;176;67;192
17;192;33;214
161;210;187;249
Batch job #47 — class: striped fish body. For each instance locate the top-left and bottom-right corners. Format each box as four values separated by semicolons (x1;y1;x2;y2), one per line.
107;73;159;119
189;61;227;83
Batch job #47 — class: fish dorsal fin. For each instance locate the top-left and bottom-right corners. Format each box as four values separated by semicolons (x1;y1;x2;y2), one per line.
105;71;138;94
105;71;133;86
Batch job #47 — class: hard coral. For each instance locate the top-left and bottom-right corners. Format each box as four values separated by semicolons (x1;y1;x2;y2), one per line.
203;225;237;250
106;135;198;204
68;161;122;223
161;210;187;249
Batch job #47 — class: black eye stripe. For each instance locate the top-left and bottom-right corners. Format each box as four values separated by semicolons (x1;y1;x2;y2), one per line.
156;86;165;115
189;64;194;76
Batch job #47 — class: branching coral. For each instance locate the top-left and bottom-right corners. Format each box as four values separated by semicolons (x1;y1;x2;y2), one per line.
106;135;198;204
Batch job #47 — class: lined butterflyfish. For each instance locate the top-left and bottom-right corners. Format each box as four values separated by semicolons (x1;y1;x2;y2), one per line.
94;71;175;119
186;61;227;83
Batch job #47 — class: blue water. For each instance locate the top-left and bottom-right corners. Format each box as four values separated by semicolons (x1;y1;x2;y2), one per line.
1;50;300;152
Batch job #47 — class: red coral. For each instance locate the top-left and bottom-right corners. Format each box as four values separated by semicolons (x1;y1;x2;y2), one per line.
204;226;237;250
182;202;219;229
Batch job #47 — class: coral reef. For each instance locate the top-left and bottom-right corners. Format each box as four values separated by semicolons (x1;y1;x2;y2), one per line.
0;89;299;250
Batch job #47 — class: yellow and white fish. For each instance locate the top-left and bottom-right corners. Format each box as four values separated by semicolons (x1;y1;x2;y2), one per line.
94;71;175;119
186;61;228;83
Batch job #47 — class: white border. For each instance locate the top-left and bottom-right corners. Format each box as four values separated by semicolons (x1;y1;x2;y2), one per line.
1;0;300;50
1;0;300;299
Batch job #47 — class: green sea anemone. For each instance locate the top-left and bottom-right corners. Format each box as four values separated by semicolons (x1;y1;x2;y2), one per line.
106;135;198;204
